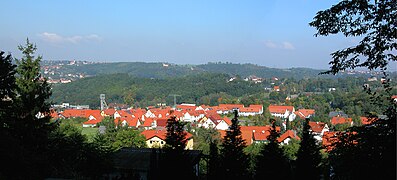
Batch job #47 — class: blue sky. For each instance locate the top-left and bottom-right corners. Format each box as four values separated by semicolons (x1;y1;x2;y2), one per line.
1;0;388;70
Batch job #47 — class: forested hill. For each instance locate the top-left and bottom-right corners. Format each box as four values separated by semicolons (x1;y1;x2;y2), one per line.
51;73;264;108
45;61;334;79
195;63;329;79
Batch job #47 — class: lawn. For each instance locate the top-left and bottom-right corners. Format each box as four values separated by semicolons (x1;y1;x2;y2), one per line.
82;127;98;141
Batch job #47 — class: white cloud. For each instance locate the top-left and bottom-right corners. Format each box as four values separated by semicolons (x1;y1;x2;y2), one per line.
264;41;277;48
263;40;295;50
282;42;295;50
38;32;102;44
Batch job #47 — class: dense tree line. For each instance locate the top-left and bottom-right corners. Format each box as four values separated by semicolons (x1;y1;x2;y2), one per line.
51;72;264;108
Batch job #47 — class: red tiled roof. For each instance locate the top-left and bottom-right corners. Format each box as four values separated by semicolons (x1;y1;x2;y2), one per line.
308;121;326;133
268;105;294;114
176;105;197;111
360;116;378;125
252;130;271;141
156;118;168;127
322;131;339;152
141;129;167;140
218;130;252;145
277;130;301;142
223;117;232;125
218;126;280;145
114;115;139;127
295;109;315;119
141;129;192;141
103;108;116;116
239;107;260;113
330;116;352;125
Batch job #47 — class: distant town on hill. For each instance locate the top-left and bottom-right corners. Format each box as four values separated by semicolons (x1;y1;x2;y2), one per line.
41;60;391;84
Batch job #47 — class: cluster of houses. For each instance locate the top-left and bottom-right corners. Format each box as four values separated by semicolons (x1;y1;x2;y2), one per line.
52;103;377;150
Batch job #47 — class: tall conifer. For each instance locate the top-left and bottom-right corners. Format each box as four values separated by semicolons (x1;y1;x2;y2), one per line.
255;119;291;180
220;110;249;179
295;118;322;180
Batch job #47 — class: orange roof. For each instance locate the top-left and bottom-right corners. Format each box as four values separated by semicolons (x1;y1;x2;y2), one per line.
218;126;280;145
277;130;301;142
206;113;223;125
330;116;352;125
239;107;260;113
62;109;101;118
114;116;139;127
218;129;252;145
142;118;155;127
360;116;378;125
218;104;244;110
308;121;327;133
240;125;281;132
141;129;167;140
103;108;116;116
252;130;271;141
223;117;232;125
176;105;197;111
295;109;315;119
141;129;192;141
268;105;294;114
322;131;339;152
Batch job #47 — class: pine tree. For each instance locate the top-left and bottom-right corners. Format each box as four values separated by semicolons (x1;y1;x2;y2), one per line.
295;118;322;180
12;39;54;178
255;119;291;180
0;51;16;128
0;51;19;178
208;141;221;180
220;110;250;179
160;115;195;179
165;116;188;151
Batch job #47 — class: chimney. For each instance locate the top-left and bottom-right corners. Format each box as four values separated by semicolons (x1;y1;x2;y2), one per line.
262;130;265;134
253;130;256;133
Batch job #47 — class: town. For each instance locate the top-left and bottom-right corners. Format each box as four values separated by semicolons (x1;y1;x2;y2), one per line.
52;100;384;149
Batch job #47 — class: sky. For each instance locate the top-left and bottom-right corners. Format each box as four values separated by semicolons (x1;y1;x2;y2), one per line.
1;0;394;70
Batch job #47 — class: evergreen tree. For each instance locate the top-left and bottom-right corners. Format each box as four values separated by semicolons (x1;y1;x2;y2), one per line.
14;39;53;134
165;115;188;151
255;119;291;180
0;51;16;119
0;51;18;178
0;40;55;178
220;110;250;180
295;118;322;180
208;141;221;180
158;115;196;180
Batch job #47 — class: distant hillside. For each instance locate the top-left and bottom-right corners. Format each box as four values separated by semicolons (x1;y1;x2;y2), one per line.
195;63;329;79
51;73;264;108
45;61;332;79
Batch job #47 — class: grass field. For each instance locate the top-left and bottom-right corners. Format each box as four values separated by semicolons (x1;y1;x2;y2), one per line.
81;127;98;141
